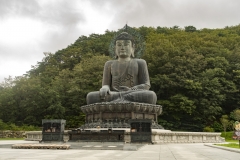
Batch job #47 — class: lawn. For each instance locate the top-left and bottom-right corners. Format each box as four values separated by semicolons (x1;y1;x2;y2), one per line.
225;139;239;143
215;143;240;149
213;132;240;149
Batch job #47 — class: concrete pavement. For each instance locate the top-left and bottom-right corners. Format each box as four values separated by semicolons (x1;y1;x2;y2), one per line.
0;140;240;160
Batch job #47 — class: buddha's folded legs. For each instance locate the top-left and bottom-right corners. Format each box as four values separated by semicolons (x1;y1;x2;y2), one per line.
86;90;157;105
122;90;157;104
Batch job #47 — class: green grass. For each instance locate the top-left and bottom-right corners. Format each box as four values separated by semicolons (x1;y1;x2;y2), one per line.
215;143;240;149
217;130;240;149
216;131;240;149
225;139;239;143
0;138;24;140
220;131;234;140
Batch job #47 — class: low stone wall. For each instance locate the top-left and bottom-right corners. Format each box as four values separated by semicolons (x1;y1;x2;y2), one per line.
25;131;42;141
25;130;224;143
151;130;224;143
0;130;26;138
25;131;70;141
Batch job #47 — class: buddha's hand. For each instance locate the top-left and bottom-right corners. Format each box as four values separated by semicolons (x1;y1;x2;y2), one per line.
119;86;131;91
99;86;111;100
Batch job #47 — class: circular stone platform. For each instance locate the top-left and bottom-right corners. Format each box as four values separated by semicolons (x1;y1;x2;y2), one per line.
80;102;163;129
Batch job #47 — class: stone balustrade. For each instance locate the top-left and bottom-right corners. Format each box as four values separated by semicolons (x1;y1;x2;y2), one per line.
25;131;70;141
24;130;224;143
151;130;224;143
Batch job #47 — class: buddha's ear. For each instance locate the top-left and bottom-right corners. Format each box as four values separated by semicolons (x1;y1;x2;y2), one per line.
114;46;118;59
131;44;135;58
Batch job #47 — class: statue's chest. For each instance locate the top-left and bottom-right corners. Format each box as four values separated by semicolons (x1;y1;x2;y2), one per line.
110;60;138;87
110;60;138;77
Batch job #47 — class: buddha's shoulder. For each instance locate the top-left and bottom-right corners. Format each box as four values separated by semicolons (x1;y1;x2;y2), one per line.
133;59;147;65
104;60;115;66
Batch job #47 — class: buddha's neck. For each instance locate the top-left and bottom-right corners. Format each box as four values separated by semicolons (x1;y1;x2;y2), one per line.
118;57;131;62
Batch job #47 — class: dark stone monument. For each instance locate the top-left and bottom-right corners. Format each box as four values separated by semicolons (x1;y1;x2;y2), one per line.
69;25;163;142
130;119;152;143
82;25;163;129
41;119;66;142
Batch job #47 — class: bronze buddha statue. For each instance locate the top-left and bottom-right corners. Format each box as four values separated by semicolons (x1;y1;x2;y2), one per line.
86;32;157;105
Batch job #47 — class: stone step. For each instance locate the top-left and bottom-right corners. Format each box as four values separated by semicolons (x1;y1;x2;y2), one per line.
11;144;70;150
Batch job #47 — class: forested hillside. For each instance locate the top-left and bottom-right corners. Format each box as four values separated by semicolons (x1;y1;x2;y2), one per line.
1;25;240;131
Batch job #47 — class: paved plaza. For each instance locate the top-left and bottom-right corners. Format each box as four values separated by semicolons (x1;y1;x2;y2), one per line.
0;140;240;160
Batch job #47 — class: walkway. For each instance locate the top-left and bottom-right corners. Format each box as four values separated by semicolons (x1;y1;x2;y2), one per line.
0;140;239;160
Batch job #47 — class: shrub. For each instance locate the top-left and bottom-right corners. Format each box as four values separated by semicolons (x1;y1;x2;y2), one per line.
227;120;235;131
0;120;40;131
203;126;214;132
20;125;40;131
212;121;223;132
220;131;234;140
0;119;8;130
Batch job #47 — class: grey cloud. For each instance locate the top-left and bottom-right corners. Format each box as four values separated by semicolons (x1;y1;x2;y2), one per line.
0;0;87;66
164;0;240;28
111;0;171;27
38;26;81;54
88;0;240;29
0;0;40;19
0;0;85;27
38;1;85;27
0;42;43;65
1;0;240;83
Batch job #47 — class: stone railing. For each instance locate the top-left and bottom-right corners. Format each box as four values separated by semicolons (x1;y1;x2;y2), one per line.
25;130;224;143
0;130;26;138
25;131;42;141
151;130;224;143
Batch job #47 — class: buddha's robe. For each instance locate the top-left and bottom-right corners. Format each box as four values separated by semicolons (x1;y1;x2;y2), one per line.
86;59;157;104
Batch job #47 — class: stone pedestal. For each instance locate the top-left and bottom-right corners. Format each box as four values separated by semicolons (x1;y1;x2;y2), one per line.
80;102;163;129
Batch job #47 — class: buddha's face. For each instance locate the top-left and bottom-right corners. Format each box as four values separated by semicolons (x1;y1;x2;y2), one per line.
115;40;134;59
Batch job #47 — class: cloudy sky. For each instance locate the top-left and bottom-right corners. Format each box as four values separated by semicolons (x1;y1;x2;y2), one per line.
0;0;240;83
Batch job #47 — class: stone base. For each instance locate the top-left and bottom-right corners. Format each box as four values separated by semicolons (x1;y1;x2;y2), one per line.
78;120;163;129
80;102;163;129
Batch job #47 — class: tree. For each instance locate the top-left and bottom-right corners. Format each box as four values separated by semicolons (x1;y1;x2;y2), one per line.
220;115;229;136
185;26;197;32
232;109;240;121
1;25;240;131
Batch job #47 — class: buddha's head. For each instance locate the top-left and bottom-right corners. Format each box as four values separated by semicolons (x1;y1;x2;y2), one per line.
115;32;135;59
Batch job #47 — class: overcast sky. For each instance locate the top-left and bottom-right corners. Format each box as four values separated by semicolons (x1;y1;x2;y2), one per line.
0;0;240;83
